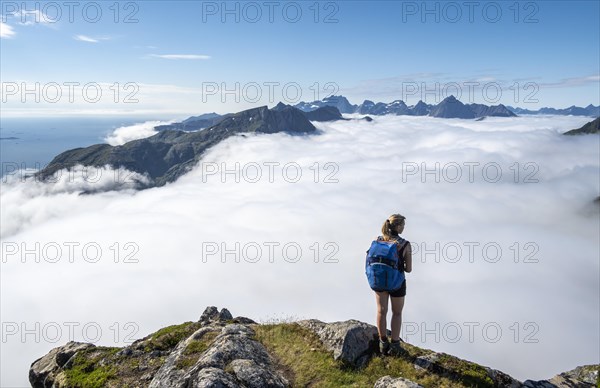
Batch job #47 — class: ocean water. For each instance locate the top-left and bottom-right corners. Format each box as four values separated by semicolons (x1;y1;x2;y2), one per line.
0;117;155;178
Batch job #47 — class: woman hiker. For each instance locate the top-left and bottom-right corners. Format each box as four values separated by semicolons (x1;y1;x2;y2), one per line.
374;213;412;356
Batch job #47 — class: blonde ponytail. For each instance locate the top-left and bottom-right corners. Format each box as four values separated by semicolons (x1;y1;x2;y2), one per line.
381;214;406;241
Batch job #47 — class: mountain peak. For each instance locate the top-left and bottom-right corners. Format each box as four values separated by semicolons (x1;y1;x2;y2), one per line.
443;95;458;102
272;101;292;111
430;96;474;118
295;95;357;113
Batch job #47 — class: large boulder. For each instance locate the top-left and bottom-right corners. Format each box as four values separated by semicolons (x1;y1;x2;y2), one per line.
228;358;289;388
295;319;379;367
29;341;95;388
413;351;520;388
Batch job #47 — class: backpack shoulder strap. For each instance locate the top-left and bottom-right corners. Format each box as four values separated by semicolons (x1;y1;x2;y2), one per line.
394;237;409;269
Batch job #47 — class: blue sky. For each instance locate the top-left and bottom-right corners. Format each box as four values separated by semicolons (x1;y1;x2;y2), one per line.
1;0;599;117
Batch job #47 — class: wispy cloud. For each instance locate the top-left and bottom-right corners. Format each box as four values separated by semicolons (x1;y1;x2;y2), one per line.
0;21;16;39
0;10;59;38
539;74;600;89
15;10;55;26
73;34;112;43
149;54;211;60
74;35;99;43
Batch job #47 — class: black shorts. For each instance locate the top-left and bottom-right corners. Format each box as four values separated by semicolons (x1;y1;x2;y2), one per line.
389;279;406;298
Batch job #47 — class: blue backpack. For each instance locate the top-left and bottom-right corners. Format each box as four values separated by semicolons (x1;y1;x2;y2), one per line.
365;236;407;292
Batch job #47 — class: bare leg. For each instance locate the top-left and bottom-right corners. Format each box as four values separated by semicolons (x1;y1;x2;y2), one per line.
374;291;389;339
390;296;405;341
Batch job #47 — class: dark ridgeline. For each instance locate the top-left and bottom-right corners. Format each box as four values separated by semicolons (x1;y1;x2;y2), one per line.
35;105;317;190
272;102;345;122
506;104;600;117
154;113;227;132
563;117;600;135
467;103;518;118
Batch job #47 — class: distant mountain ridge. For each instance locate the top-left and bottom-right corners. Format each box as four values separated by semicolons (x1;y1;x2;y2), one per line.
506;104;599;117
293;95;599;118
296;95;516;118
156;97;599;134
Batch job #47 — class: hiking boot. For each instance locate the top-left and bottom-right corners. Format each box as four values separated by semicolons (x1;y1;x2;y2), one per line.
389;339;407;357
379;339;390;355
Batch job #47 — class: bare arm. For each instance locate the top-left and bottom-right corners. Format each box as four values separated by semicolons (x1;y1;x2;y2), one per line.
403;243;412;273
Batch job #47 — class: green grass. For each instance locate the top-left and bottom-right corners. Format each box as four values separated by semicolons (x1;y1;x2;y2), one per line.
183;331;219;355
63;347;120;388
436;354;494;387
144;321;201;352
253;323;468;388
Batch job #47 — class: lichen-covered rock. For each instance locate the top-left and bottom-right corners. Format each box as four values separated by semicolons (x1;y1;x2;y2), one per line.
149;318;288;387
523;364;599;387
413;352;439;371
522;381;556;388
200;306;220;322
296;318;379;367
192;325;271;370
484;366;521;387
374;375;424;387
412;351;517;387
231;316;256;325
554;364;599;386
29;341;94;388
189;366;241;387
218;308;233;321
148;325;222;388
229;358;289;388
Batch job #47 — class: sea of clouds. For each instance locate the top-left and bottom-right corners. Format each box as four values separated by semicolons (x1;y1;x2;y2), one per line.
1;114;598;386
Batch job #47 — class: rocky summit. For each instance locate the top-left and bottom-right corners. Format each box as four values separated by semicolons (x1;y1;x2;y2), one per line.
29;307;598;388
